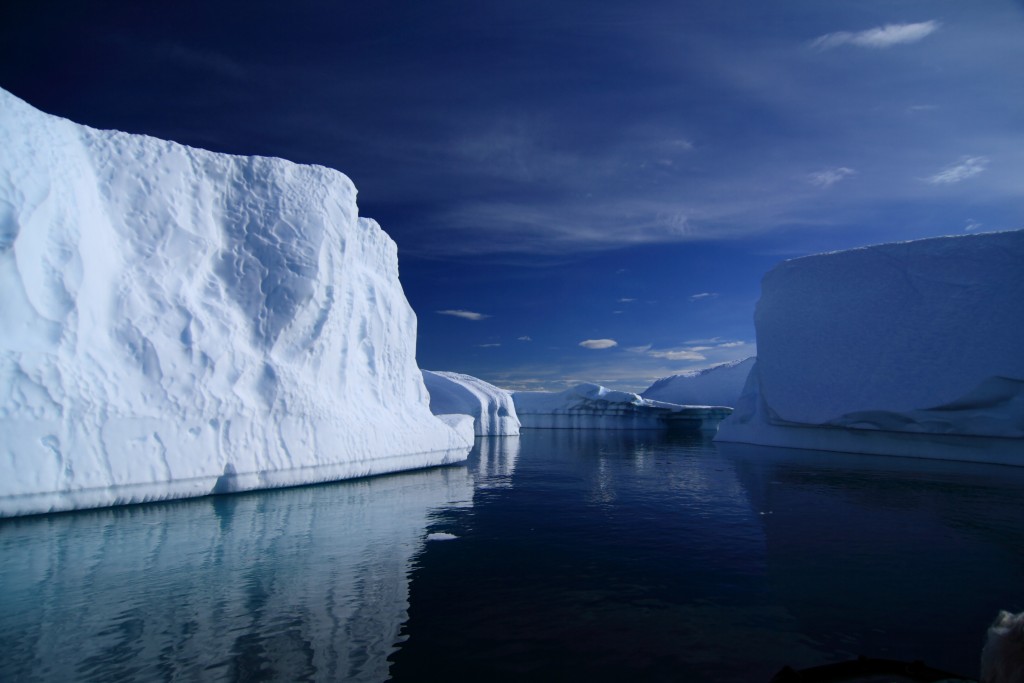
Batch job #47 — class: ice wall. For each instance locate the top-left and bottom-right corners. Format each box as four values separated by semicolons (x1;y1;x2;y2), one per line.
513;383;731;431
0;88;471;516
422;370;521;436
716;230;1024;464
642;357;754;407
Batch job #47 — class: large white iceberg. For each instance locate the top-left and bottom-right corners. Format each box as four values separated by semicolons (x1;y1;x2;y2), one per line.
512;383;731;431
422;370;521;436
0;88;471;516
641;357;755;408
716;230;1024;464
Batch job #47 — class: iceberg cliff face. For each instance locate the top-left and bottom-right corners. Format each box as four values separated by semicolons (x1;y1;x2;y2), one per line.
422;370;521;436
716;230;1024;464
0;88;470;516
641;357;755;408
513;383;731;431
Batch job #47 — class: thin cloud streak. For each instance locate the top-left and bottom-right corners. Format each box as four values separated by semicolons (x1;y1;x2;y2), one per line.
811;20;940;50
808;167;856;188
926;157;989;185
437;309;490;321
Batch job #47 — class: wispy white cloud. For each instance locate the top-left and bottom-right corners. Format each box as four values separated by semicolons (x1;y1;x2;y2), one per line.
717;341;747;348
811;20;940;50
437;309;490;321
579;339;618;350
628;344;708;362
808;167;856;188
964;219;982;232
617;297;636;303
517;335;532;341
477;343;501;348
689;292;718;302
927;156;988;185
647;348;707;361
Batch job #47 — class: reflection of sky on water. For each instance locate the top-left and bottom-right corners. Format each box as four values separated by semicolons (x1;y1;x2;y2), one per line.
722;443;1024;675
393;431;822;683
395;434;1023;681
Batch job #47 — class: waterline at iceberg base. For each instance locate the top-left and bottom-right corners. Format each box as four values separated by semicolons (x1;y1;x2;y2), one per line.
717;230;1024;465
0;88;471;517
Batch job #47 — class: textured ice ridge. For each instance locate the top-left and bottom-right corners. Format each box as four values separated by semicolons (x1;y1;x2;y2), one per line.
0;88;471;516
512;383;731;431
716;230;1024;464
422;370;521;436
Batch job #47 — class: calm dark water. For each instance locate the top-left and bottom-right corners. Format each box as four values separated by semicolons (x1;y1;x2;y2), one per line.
1;431;1022;682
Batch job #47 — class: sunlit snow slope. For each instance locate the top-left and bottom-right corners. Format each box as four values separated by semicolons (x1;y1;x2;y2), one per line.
0;88;471;516
716;231;1024;464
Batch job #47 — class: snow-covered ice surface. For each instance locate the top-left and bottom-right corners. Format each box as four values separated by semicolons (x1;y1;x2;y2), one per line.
641;357;755;408
513;383;731;431
716;230;1024;464
0;88;471;517
422;370;521;436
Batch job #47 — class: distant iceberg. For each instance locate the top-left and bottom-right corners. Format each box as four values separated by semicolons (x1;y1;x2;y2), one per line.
0;88;471;516
642;357;755;408
422;370;521;436
513;383;731;431
716;230;1024;464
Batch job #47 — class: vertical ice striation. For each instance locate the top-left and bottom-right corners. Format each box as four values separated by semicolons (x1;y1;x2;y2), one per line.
422;370;521;436
0;88;470;516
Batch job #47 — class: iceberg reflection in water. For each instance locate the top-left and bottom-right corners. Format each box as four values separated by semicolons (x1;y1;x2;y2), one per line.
2;432;1023;682
0;464;475;682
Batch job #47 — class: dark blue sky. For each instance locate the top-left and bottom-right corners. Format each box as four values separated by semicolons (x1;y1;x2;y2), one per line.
3;0;1021;390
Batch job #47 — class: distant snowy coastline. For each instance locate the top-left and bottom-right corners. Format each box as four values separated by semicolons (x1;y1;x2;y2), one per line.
512;383;731;432
422;373;732;433
641;358;754;408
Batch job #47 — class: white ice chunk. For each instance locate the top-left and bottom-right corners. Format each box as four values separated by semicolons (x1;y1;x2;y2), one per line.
422;370;521;435
0;88;471;516
717;230;1024;464
641;357;755;407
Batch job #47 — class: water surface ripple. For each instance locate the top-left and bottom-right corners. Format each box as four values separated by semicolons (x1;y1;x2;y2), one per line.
1;431;1022;682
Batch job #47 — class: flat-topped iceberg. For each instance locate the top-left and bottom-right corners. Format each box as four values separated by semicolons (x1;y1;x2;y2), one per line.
642;357;754;408
422;370;521;436
513;383;731;431
0;88;471;516
716;230;1024;464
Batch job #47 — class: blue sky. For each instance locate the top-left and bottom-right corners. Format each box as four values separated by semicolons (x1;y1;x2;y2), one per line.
2;1;1021;391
